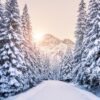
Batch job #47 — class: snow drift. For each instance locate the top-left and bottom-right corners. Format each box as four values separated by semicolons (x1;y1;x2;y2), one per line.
6;81;99;100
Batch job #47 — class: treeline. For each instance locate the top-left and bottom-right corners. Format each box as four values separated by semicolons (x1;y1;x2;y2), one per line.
0;0;100;99
72;0;100;90
0;0;67;98
0;0;50;98
51;0;100;93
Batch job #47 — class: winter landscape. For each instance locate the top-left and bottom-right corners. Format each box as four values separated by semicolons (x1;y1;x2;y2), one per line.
0;0;100;100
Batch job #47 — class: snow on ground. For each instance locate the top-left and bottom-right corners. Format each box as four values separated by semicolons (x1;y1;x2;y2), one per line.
6;81;99;100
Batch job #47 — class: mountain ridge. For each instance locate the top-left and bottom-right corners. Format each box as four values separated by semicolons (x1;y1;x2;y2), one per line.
38;33;74;49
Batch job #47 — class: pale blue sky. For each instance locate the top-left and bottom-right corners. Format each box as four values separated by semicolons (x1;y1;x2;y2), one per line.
19;0;89;41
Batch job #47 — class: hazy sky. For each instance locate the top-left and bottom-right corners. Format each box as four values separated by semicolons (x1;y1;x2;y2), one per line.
17;0;89;41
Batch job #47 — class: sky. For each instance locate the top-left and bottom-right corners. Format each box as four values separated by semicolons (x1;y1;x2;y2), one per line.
17;0;89;41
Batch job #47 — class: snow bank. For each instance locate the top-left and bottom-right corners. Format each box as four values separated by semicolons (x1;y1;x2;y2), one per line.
6;81;99;100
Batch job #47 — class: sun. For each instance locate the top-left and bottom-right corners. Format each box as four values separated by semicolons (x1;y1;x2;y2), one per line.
33;32;44;43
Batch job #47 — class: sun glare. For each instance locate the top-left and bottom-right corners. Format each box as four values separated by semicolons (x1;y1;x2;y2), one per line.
33;32;44;43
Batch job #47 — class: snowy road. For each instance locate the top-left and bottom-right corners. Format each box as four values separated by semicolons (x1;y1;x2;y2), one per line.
7;81;99;100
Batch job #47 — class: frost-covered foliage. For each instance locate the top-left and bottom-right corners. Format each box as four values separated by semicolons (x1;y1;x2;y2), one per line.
72;0;87;83
73;0;86;70
0;0;74;99
47;48;74;81
39;54;50;80
21;4;32;42
72;0;86;81
0;0;27;97
75;0;100;89
49;67;60;80
0;0;35;98
21;3;50;86
21;4;40;86
1;0;100;98
59;49;73;82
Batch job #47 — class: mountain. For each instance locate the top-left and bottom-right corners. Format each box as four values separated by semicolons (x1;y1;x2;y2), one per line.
63;39;74;48
38;34;74;51
36;34;74;68
39;34;61;49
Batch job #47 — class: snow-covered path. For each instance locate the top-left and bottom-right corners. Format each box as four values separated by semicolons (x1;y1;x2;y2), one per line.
7;81;99;100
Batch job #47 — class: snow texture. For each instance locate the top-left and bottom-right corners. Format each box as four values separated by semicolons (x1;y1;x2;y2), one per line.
6;81;99;100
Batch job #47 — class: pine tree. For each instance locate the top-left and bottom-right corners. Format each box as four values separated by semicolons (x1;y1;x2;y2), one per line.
76;0;100;89
0;1;8;97
21;4;41;86
0;0;32;97
40;54;50;80
60;49;73;82
73;0;86;80
74;0;86;67
21;4;32;43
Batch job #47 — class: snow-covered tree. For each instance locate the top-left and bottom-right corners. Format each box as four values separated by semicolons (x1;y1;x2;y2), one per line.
21;3;47;87
0;1;7;97
60;49;73;82
73;0;86;73
39;54;50;80
22;42;44;85
0;0;33;97
21;4;32;43
76;0;100;89
21;4;42;85
50;68;60;80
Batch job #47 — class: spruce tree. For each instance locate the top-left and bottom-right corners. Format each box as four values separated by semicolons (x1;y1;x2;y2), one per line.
0;1;8;97
74;0;86;66
21;4;32;43
40;54;50;80
21;1;48;86
60;49;73;82
0;0;32;97
21;4;43;85
73;0;86;80
76;0;100;89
